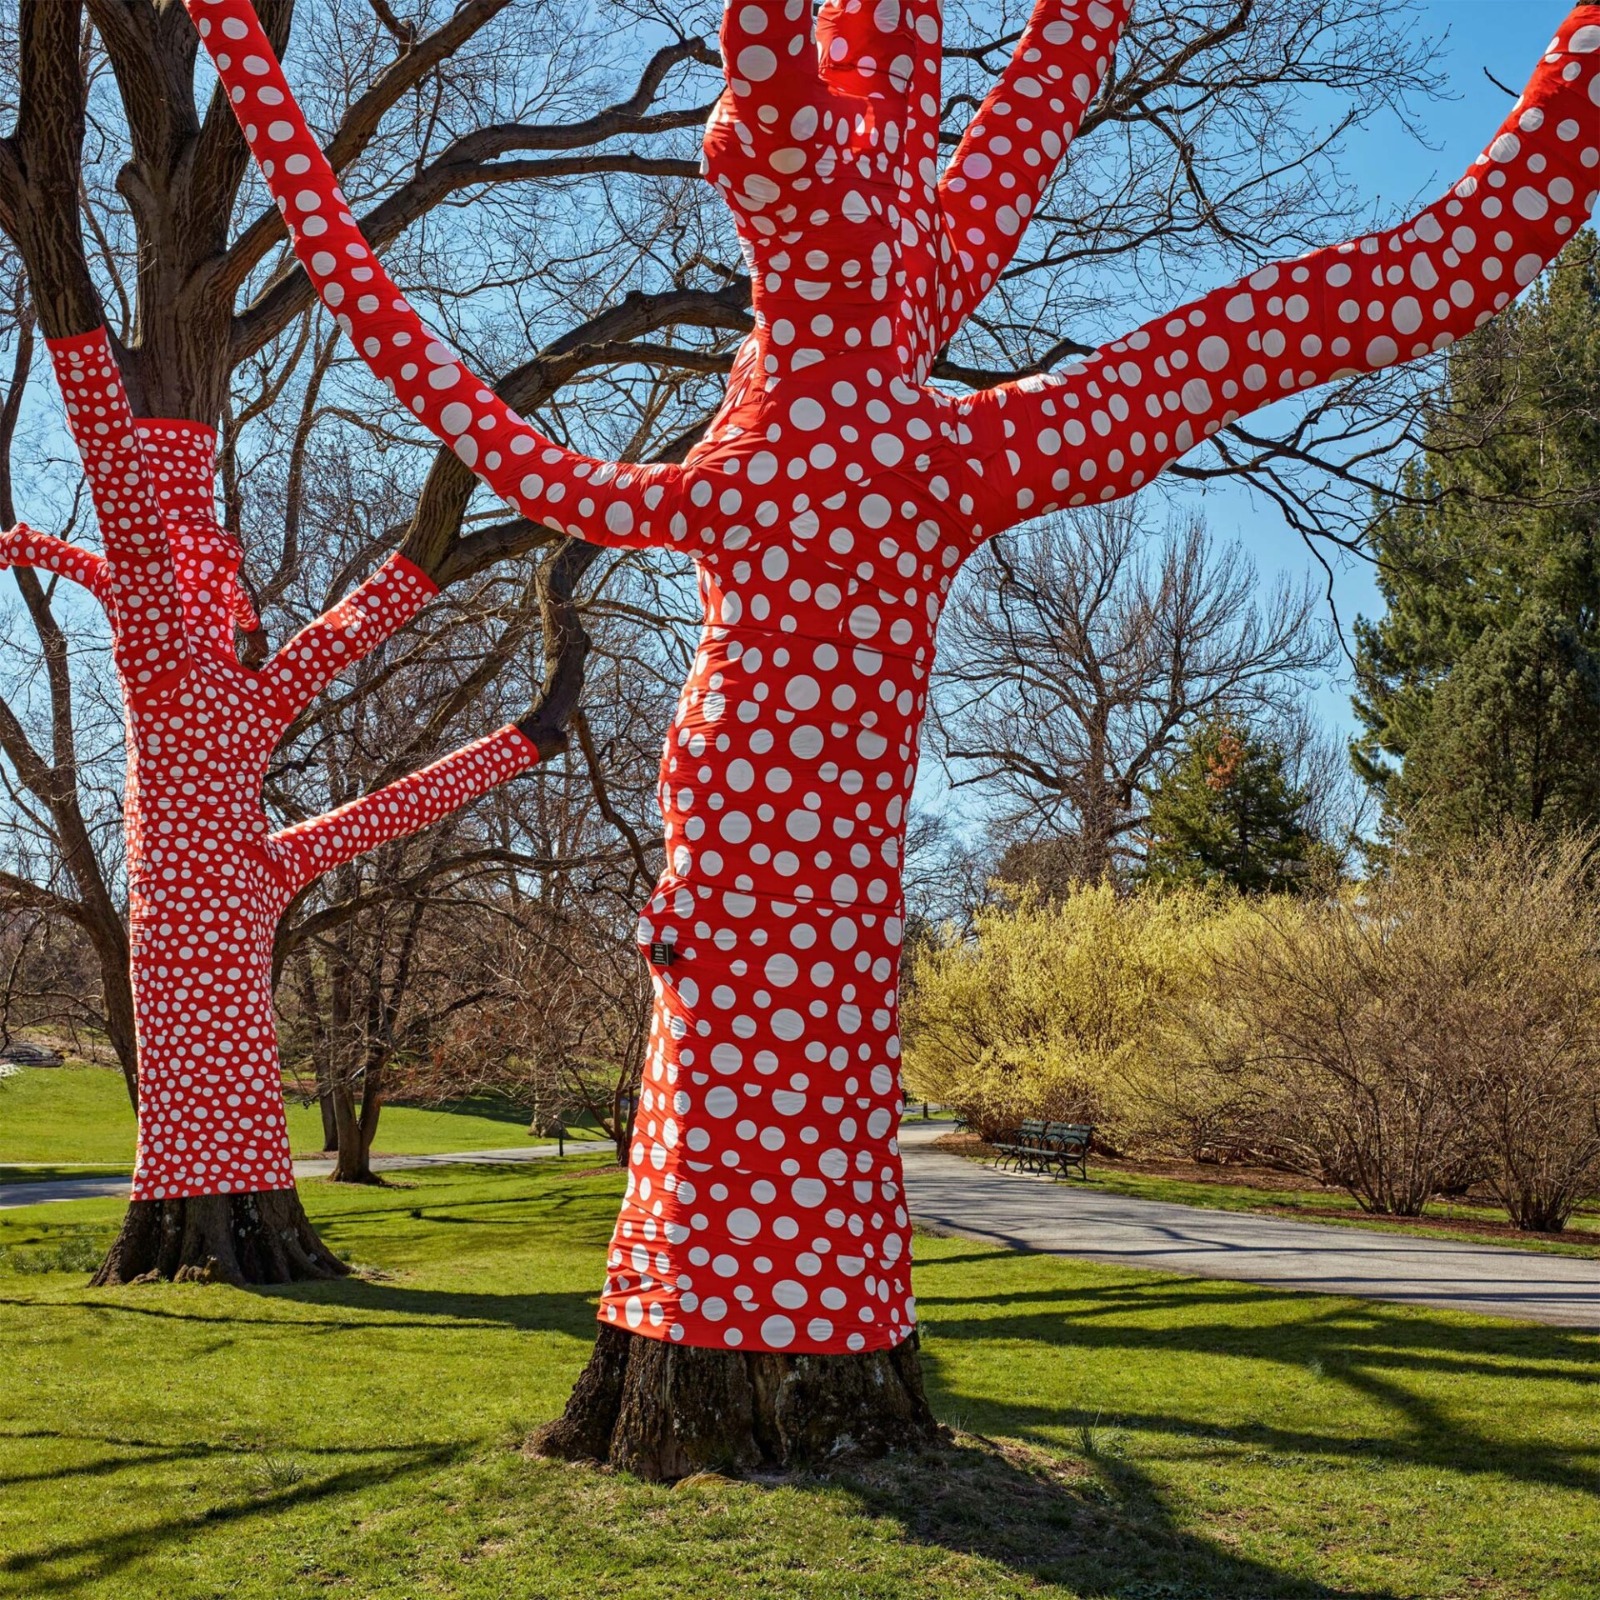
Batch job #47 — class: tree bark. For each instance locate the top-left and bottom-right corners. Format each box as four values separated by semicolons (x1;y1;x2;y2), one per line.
317;1083;338;1152
293;949;340;1151
79;908;139;1110
529;1326;945;1481
329;1069;385;1184
90;1187;347;1286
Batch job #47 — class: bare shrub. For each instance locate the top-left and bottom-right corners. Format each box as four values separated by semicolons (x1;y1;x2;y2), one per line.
1434;834;1600;1231
1166;832;1600;1225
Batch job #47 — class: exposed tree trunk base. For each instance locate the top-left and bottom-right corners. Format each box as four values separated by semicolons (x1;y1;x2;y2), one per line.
1510;1206;1572;1234
529;1325;947;1482
327;1165;389;1186
90;1188;350;1287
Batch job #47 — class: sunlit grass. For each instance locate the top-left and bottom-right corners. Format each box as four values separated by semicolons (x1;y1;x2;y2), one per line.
1;1162;1596;1598
0;1067;605;1179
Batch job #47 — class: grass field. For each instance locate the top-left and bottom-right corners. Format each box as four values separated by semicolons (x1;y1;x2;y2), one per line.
1;1162;1597;1598
0;1066;603;1179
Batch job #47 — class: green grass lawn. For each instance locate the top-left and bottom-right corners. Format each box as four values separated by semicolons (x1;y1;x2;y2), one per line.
1;1164;1597;1598
0;1067;604;1179
1080;1163;1600;1257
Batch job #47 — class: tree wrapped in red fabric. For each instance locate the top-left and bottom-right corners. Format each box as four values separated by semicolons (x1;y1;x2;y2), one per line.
189;0;1599;1471
3;332;561;1282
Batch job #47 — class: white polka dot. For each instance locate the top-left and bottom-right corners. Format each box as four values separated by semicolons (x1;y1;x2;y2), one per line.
1391;297;1423;336
736;46;777;81
760;1314;796;1348
1513;187;1550;220
785;675;821;710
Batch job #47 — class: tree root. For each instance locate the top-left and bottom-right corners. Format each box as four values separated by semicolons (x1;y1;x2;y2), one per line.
529;1325;947;1481
90;1188;349;1286
327;1166;391;1187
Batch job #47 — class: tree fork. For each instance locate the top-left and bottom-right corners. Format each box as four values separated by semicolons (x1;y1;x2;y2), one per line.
529;1327;945;1481
91;1188;349;1287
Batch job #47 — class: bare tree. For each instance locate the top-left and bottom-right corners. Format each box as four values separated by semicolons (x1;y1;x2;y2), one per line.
277;594;677;1178
0;0;722;1279
413;881;658;1162
936;506;1333;882
0;0;1468;1246
0;904;106;1059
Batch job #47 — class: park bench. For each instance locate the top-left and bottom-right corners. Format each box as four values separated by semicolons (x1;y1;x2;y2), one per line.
990;1119;1094;1181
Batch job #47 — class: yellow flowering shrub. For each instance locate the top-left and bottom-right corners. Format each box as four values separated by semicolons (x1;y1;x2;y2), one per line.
902;884;1249;1147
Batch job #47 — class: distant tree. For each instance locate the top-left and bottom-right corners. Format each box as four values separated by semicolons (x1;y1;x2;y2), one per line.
992;836;1098;905
936;506;1330;884
1354;233;1600;839
1143;718;1323;893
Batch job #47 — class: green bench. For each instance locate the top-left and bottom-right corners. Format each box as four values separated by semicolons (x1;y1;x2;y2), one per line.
991;1119;1094;1181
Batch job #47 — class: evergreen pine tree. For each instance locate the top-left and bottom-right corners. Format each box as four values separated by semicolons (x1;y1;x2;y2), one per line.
1143;718;1321;892
1354;232;1600;838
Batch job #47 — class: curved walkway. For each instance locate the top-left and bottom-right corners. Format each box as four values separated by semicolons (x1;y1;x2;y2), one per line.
897;1121;1600;1329
5;1126;1597;1328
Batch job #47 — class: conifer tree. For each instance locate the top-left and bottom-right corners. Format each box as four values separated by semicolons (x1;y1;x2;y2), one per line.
1355;232;1600;838
1144;719;1321;892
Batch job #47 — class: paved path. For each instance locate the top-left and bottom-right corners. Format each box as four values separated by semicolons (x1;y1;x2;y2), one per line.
6;1124;1597;1328
896;1121;1600;1329
0;1144;568;1211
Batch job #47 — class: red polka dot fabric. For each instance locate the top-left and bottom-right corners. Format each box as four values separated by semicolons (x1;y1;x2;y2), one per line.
3;330;543;1200
962;30;1600;523
0;524;110;600
271;725;539;888
188;0;1599;1350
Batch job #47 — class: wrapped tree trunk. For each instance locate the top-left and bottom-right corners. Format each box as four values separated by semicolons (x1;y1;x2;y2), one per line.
1;0;708;1290
7;338;553;1284
192;0;1600;1469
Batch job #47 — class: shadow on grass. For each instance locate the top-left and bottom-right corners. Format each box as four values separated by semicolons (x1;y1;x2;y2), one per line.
831;1432;1399;1600
0;1437;466;1595
915;1274;1600;1504
266;1275;602;1336
0;1427;439;1490
0;1429;215;1489
302;1178;624;1234
0;1276;601;1339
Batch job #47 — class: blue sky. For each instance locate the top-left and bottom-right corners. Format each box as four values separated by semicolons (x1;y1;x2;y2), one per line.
915;1;1574;841
1209;0;1572;735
